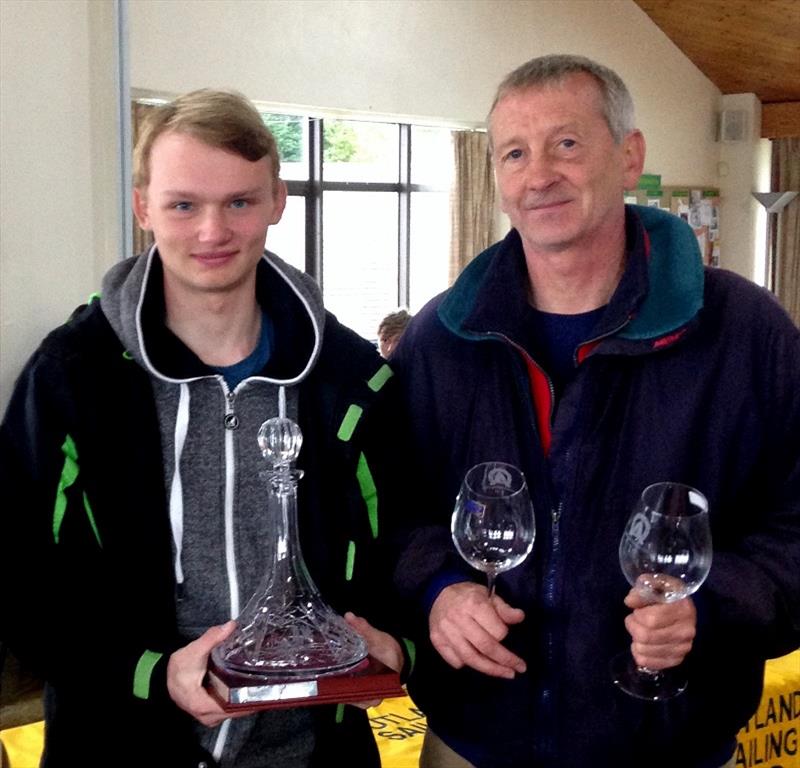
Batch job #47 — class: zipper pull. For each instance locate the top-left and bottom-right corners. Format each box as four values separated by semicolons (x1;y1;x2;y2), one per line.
224;390;239;430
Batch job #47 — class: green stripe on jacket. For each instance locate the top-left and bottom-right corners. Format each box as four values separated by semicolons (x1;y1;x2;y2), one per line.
133;650;163;700
54;434;102;547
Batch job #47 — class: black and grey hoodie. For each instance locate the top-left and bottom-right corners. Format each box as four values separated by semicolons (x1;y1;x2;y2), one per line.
1;248;405;768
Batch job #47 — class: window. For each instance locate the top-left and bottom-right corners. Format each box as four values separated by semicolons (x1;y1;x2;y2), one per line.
263;114;453;341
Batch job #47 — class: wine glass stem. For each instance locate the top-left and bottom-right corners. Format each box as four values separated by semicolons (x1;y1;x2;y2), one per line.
637;665;662;678
487;574;496;597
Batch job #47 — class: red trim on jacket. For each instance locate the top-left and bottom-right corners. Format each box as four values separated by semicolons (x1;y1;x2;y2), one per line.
653;328;688;349
523;356;553;456
576;339;602;365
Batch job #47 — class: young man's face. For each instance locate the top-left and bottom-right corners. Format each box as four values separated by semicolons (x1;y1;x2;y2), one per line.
490;72;644;258
133;131;286;301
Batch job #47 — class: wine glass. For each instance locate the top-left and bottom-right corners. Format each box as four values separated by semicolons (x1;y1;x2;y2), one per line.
451;462;535;596
611;481;712;700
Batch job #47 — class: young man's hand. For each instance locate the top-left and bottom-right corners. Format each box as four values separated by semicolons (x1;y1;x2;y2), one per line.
166;621;246;727
343;611;404;709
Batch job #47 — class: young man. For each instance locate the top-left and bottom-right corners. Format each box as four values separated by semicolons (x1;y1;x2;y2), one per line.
389;55;800;768
0;89;404;767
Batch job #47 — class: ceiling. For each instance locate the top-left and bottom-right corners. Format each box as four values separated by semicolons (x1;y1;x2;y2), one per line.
633;0;800;104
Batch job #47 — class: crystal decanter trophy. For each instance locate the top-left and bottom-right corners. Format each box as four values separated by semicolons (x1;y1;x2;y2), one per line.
207;416;403;711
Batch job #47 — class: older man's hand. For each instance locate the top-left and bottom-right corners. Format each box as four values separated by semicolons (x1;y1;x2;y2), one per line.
429;582;527;679
624;587;697;669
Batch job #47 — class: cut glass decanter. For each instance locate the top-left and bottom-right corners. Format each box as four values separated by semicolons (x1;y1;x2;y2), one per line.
211;416;367;679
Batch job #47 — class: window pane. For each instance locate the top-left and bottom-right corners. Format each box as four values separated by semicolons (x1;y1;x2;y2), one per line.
262;113;308;181
323;191;398;340
267;195;305;273
410;191;451;312
411;126;454;189
323;120;399;183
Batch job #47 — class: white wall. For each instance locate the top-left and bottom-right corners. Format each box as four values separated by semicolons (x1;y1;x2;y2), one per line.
130;0;721;186
0;0;121;411
2;0;748;413
134;0;776;278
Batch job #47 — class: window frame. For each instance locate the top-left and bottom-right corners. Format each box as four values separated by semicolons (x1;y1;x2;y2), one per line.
280;117;447;309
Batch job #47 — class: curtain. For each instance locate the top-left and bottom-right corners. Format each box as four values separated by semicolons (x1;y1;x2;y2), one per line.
449;131;497;285
772;138;800;325
132;101;157;256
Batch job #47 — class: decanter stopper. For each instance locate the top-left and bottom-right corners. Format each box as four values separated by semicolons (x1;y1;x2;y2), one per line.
258;417;303;468
258;417;305;490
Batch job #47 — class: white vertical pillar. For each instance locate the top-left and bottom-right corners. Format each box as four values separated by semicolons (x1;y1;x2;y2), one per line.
87;0;126;275
116;0;133;261
717;93;771;285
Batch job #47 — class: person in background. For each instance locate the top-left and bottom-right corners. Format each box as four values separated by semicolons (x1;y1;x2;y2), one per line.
388;54;800;768
377;309;412;358
0;89;406;768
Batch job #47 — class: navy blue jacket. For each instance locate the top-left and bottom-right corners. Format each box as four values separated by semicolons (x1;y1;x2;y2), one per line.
390;206;800;768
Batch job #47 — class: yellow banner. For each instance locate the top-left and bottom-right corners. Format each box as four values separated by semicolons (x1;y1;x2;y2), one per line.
734;651;800;768
369;696;428;768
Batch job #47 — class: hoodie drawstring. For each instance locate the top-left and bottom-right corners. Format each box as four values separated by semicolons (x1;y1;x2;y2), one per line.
169;383;191;589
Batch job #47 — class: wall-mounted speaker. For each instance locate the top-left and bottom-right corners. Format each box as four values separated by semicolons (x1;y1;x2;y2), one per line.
718;109;748;143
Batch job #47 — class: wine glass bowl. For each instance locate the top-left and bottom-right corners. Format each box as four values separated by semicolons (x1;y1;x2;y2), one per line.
612;481;712;700
451;462;535;596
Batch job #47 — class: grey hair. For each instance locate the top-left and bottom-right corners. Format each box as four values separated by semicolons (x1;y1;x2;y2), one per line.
489;54;636;144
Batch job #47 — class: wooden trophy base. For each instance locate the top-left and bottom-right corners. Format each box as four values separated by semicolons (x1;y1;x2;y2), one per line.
207;655;404;713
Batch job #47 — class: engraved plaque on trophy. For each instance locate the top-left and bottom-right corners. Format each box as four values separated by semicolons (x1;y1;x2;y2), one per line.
207;416;403;711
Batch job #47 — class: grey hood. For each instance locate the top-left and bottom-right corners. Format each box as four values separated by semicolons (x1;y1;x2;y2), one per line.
100;245;326;388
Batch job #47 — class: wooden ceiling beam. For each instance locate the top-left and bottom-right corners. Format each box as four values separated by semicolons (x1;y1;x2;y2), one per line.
762;103;800;139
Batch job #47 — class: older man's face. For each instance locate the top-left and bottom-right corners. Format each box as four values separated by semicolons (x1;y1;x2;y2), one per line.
490;73;644;259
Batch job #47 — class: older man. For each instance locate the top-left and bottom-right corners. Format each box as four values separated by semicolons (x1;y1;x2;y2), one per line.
389;55;800;768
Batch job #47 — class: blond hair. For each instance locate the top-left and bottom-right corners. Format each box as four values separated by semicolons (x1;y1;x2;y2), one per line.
133;89;280;188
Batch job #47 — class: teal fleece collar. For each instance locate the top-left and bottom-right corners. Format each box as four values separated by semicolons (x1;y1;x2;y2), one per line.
439;205;704;344
618;205;704;340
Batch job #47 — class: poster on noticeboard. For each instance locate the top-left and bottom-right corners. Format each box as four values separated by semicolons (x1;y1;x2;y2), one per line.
627;177;721;267
670;188;720;267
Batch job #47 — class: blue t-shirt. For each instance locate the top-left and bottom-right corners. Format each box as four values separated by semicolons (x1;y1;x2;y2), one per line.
523;304;606;396
212;312;274;390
